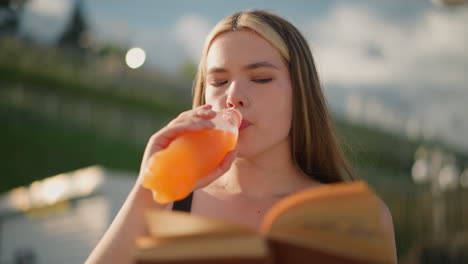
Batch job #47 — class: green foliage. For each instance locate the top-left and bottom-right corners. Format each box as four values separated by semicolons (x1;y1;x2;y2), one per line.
0;108;142;192
0;63;184;115
179;60;198;81
98;44;126;57
334;117;417;183
0;37;190;191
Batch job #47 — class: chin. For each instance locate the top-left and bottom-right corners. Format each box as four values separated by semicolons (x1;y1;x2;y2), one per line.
233;142;248;158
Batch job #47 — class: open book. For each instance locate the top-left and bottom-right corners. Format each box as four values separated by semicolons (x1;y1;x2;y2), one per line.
133;181;395;264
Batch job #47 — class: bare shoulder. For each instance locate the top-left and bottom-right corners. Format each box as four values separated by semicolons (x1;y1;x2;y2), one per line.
298;177;323;190
377;197;398;263
377;197;394;228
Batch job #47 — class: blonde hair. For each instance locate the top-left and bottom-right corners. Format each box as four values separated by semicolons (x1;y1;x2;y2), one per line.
193;10;355;183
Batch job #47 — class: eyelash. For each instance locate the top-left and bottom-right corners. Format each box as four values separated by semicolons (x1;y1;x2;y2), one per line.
210;78;273;87
253;78;272;84
211;81;228;87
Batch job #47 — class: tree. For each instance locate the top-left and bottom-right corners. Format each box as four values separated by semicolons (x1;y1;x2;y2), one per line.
0;0;28;36
57;0;88;52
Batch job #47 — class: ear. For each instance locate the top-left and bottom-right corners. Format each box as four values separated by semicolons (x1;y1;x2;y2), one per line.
378;198;398;264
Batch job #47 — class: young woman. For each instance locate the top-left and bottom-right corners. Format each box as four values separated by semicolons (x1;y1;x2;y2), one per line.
86;10;396;263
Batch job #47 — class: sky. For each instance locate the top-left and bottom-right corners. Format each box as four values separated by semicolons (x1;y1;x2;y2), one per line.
16;0;468;152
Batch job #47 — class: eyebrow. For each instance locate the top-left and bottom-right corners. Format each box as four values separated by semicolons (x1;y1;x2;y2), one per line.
207;61;279;74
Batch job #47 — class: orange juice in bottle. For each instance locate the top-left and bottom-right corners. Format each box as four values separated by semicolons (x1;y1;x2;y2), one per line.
142;109;242;204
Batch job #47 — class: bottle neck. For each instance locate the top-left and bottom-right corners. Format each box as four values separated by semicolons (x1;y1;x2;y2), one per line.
212;109;241;134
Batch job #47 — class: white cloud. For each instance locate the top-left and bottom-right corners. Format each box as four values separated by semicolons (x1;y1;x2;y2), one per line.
306;4;468;89
173;14;212;62
26;0;72;18
20;0;73;43
305;4;468;151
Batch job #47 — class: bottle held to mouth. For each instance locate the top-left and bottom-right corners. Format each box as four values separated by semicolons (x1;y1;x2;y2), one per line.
142;109;242;204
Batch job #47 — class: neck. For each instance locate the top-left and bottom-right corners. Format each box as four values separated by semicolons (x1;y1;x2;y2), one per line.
213;141;315;200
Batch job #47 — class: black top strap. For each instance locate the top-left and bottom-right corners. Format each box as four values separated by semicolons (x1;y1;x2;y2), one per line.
172;192;193;212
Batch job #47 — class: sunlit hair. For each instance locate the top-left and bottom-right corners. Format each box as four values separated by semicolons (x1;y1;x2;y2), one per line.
192;10;355;183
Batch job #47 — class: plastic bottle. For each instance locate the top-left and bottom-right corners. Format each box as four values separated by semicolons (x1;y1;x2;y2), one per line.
142;108;242;204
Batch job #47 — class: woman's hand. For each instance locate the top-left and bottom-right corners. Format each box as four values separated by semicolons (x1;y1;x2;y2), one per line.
138;104;238;190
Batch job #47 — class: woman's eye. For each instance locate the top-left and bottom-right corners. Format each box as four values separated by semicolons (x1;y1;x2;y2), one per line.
210;81;228;87
252;78;272;84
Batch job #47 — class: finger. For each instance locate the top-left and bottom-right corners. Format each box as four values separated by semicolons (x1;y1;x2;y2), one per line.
194;150;238;189
200;104;212;110
155;119;214;149
194;108;216;119
192;104;216;119
175;105;215;122
169;109;214;126
170;117;215;131
189;104;212;114
218;149;238;171
141;119;215;174
171;119;215;133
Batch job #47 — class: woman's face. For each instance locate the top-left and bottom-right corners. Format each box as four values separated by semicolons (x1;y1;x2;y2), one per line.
204;29;293;158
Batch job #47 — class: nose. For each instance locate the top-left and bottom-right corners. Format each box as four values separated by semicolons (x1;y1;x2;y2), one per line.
226;82;249;108
226;95;248;108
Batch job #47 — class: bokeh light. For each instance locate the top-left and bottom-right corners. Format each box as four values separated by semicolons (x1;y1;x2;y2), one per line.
125;47;146;69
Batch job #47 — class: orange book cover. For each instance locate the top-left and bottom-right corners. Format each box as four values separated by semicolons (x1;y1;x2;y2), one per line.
133;181;395;264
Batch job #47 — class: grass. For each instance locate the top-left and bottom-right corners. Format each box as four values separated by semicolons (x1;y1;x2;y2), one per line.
0;108;144;193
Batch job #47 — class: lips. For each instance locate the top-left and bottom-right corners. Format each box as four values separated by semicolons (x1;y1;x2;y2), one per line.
239;119;252;130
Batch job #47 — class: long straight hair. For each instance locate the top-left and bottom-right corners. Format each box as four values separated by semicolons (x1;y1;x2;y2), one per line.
192;10;355;183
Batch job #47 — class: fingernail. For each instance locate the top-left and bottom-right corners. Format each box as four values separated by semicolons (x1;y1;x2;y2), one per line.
203;120;214;127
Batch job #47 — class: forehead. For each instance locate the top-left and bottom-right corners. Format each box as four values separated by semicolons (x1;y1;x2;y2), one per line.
205;30;285;69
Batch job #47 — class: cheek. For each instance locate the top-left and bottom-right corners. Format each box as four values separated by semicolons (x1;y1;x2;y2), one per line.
258;85;293;134
271;82;293;122
204;89;225;107
273;99;293;134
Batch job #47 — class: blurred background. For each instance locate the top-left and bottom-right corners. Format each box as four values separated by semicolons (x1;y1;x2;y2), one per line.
0;0;467;263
